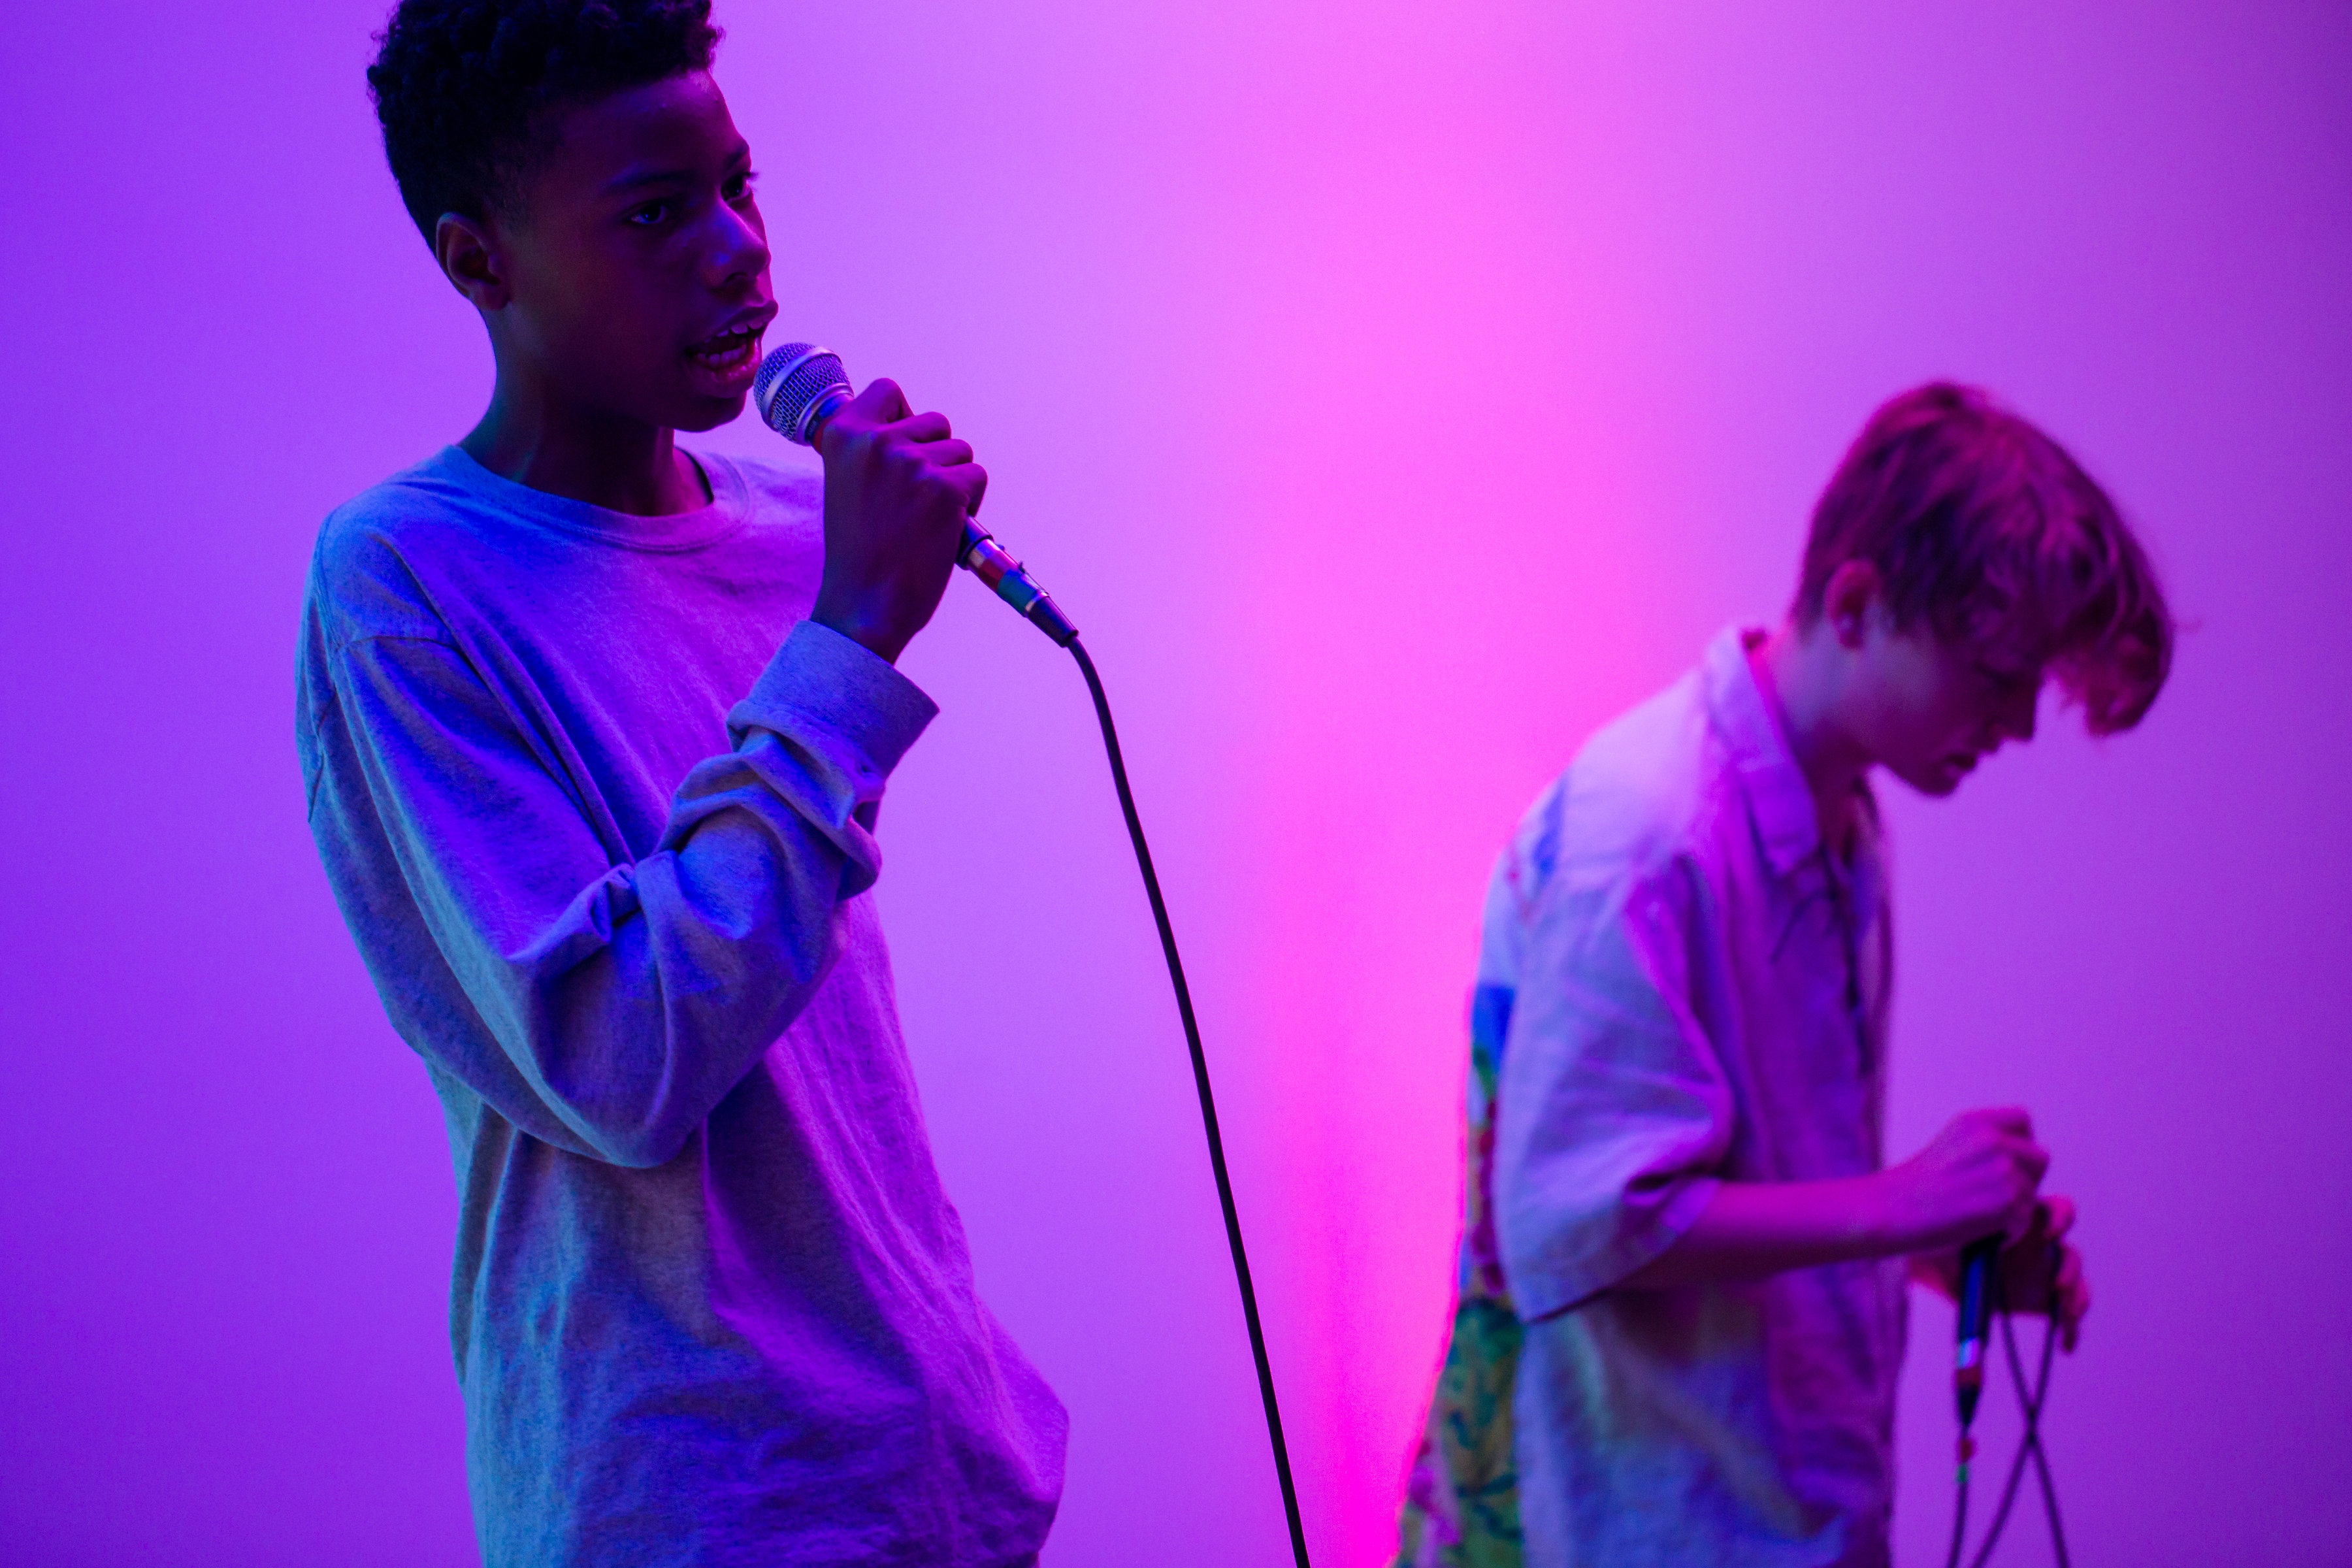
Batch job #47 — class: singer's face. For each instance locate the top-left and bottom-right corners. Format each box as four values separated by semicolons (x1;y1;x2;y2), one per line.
489;72;776;432
1857;629;2044;798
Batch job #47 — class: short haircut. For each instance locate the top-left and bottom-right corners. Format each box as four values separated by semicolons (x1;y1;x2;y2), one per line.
367;0;721;244
1794;382;2174;734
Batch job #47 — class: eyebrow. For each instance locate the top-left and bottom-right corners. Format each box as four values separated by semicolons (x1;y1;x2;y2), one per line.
599;142;753;197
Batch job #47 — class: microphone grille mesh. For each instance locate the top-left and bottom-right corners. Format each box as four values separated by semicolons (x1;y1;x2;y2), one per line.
753;343;851;445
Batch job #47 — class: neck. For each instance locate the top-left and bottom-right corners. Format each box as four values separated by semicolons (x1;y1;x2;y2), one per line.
1753;619;1872;852
461;357;706;517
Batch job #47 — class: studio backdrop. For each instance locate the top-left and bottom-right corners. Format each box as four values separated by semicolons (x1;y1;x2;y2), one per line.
1;2;2345;1563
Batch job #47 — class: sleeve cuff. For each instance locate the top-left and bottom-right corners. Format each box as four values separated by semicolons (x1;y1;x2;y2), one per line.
729;619;939;780
1507;1172;1723;1321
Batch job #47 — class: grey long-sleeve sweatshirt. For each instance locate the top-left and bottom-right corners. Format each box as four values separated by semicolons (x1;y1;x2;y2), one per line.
296;445;1065;1568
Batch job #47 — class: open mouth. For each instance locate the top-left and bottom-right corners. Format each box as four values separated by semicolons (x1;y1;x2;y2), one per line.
687;323;764;376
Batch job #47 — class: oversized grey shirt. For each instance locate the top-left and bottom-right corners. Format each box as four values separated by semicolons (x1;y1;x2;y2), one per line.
1490;628;1903;1568
296;446;1066;1568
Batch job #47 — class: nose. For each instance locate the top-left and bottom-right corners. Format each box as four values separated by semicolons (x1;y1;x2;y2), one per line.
704;197;770;293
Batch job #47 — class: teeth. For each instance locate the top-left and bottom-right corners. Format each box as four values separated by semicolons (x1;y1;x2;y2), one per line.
693;327;760;369
699;328;748;350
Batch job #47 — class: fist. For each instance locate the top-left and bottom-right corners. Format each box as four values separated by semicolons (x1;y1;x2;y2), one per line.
1889;1107;2049;1254
2003;1196;2093;1350
811;377;988;664
1911;1195;2092;1352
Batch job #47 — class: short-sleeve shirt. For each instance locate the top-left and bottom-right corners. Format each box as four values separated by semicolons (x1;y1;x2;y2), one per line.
1397;628;1901;1568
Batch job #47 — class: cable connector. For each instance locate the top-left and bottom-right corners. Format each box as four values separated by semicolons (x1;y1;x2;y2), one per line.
960;526;1077;646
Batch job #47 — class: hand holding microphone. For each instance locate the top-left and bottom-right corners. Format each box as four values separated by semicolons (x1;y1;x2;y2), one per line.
1890;1107;2088;1444
1894;1107;2051;1253
783;370;981;664
757;345;1075;661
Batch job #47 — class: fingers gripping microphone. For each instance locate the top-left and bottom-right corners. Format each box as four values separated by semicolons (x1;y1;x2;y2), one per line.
753;344;1079;647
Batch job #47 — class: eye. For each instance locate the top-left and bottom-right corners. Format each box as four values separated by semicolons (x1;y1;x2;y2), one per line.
628;201;670;227
1972;661;2037;695
724;169;759;204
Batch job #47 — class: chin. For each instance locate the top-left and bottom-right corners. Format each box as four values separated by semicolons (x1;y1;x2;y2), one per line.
673;391;749;433
1893;761;1967;798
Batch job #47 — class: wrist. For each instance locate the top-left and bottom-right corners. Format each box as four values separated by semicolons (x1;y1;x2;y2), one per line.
1907;1251;1959;1299
810;597;908;666
1859;1165;1930;1256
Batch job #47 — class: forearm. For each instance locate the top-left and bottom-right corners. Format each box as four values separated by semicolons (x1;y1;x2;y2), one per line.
338;622;930;1166
1617;1173;1921;1288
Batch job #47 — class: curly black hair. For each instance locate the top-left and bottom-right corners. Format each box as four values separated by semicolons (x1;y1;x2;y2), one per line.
367;0;721;243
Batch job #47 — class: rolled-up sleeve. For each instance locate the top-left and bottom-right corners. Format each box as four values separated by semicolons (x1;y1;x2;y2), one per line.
1494;861;1733;1320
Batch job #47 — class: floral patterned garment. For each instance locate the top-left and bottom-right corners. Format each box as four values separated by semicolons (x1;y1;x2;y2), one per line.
1394;981;1526;1568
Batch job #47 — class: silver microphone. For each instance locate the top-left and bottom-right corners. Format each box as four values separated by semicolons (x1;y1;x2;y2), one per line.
753;344;1078;647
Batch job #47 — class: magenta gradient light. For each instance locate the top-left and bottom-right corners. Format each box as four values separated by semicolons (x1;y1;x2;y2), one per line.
3;3;2348;1565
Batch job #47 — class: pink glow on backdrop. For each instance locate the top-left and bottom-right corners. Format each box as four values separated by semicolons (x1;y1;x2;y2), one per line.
2;3;2347;1565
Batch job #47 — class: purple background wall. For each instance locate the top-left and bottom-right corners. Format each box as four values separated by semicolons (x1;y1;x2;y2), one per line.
3;3;2347;1563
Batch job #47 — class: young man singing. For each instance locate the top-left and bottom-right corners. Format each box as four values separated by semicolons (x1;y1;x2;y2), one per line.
296;3;1064;1562
1397;384;2170;1567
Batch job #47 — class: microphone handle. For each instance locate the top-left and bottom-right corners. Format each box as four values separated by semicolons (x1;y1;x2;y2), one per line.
1954;1234;2001;1428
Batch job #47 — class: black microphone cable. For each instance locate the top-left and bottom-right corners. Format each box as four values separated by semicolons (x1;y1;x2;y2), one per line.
1943;1244;2070;1568
752;344;1313;1567
1069;635;1313;1568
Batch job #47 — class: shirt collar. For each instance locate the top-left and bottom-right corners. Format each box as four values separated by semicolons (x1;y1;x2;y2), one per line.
1701;626;1821;878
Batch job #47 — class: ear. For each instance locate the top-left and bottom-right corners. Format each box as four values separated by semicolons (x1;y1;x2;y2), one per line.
434;212;512;312
1820;559;1882;649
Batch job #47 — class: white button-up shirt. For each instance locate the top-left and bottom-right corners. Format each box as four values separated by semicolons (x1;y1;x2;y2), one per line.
1492;627;1903;1567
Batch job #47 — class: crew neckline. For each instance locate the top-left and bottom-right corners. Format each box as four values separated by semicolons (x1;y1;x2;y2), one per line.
433;444;753;553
